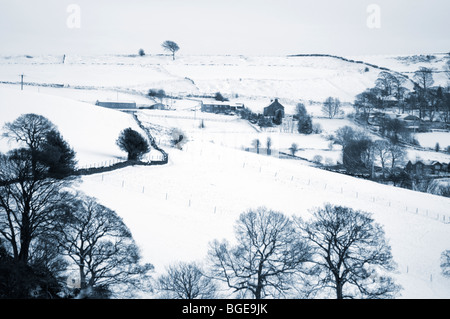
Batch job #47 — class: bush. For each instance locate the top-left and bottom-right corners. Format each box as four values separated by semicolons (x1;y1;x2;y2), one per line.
138;49;145;56
38;130;77;179
312;123;323;134
214;92;228;102
116;128;150;161
148;89;166;100
313;155;323;164
296;103;313;134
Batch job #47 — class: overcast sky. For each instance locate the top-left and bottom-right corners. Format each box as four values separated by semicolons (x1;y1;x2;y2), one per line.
0;0;449;57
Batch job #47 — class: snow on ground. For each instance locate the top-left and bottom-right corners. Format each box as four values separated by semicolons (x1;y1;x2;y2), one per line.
345;53;449;82
136;109;347;164
0;54;385;103
415;132;450;150
0;86;158;167
0;83;156;108
1;53;450;299
79;138;450;299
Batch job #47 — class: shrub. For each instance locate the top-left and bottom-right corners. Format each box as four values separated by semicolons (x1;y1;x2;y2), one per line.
116;128;150;161
313;154;323;164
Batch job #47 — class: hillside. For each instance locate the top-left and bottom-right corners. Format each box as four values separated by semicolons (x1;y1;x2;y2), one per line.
80;135;450;299
0;54;430;105
1;53;450;299
0;86;153;167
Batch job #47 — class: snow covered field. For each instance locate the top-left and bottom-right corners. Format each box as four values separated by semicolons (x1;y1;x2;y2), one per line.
0;54;386;105
0;86;158;167
79;139;450;299
1;52;450;299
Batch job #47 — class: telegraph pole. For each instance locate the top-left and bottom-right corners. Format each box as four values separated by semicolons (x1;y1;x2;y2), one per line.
20;74;24;90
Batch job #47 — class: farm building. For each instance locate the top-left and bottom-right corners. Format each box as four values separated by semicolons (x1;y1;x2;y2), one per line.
263;98;285;119
95;101;136;109
201;101;244;114
400;114;422;130
405;160;449;176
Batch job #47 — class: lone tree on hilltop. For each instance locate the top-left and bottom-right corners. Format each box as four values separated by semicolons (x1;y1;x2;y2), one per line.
162;40;180;61
116;128;150;161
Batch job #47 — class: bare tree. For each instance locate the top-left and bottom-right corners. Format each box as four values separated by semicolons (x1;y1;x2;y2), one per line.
55;195;153;298
353;89;378;122
157;262;217;299
289;143;299;156
372;140;391;178
294;204;401;299
371;140;405;178
208;207;311;299
252;138;260;154
375;71;397;97
3;114;56;153
322;97;342;119
3;113;56;177
387;143;406;171
390;75;408;113
0;150;72;266
162;40;180;60
266;137;272;155
414;67;434;92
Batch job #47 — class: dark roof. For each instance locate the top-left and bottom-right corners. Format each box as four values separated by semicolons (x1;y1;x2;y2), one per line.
95;101;136;109
265;99;284;110
263;99;285;116
403;115;421;121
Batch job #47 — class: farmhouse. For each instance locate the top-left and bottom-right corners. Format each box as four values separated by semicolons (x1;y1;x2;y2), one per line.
95;100;136;109
405;160;450;176
400;114;422;131
263;98;285;119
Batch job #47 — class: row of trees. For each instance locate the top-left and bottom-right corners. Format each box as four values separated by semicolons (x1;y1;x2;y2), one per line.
156;205;401;299
354;66;450;123
332;125;406;180
0;114;152;298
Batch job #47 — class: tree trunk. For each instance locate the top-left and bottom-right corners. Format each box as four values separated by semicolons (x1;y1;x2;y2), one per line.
18;204;32;265
336;280;344;299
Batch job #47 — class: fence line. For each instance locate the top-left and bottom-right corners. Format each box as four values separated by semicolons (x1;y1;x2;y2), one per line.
84;156;448;288
83;143;450;225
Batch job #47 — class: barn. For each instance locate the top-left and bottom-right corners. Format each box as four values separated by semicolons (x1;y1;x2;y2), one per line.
95;101;137;109
201;101;245;114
